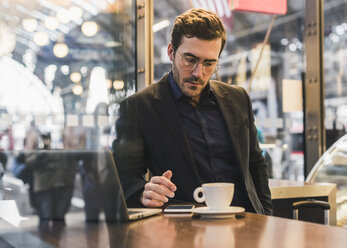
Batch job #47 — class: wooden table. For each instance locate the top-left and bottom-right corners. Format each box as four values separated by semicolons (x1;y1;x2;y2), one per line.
2;211;347;248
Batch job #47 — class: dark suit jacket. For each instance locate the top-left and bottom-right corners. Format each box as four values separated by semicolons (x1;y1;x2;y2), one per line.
113;74;272;215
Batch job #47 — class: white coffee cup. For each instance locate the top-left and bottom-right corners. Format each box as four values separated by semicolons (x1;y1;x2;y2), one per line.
193;183;234;209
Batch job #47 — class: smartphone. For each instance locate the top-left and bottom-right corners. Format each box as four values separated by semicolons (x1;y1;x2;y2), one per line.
164;205;195;213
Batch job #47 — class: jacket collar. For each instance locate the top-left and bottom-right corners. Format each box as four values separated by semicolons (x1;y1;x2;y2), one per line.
152;74;200;179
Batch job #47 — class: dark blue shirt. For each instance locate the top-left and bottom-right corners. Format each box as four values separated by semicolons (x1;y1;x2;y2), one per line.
167;71;254;212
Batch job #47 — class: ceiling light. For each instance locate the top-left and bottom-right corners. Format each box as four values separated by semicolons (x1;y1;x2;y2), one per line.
280;38;288;46
81;21;98;37
153;20;170;33
113;80;124;90
288;43;297;52
72;84;83;95
44;17;59;30
53;43;69;58
33;32;49;46
105;41;122;47
22;18;37;32
70;72;82;83
56;9;71;24
61;65;69;75
80;66;88;75
106;79;112;89
69;6;83;20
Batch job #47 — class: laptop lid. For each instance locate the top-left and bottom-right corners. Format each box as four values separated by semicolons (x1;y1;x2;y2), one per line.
103;150;162;222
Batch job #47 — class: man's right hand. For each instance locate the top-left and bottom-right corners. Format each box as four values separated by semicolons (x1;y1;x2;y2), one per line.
140;170;177;207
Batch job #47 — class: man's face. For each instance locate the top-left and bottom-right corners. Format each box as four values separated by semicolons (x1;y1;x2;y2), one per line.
168;36;222;102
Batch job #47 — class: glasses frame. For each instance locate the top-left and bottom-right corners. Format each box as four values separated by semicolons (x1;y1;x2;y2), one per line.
175;50;220;75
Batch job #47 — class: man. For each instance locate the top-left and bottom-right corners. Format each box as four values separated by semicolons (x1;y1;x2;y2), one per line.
113;8;272;215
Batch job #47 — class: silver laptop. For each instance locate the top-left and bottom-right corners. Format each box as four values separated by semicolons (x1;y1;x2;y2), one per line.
103;150;162;222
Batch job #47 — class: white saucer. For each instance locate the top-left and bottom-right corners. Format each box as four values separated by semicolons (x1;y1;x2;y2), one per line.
193;206;245;219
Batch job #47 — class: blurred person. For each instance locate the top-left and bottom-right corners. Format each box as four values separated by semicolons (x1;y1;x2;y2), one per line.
0;151;7;170
78;151;122;222
62;126;86;150
24;121;41;150
0;127;14;150
113;9;272;215
26;133;76;222
256;127;273;178
12;127;40;209
41;133;51;149
0;151;6;199
13;132;76;222
12;133;44;212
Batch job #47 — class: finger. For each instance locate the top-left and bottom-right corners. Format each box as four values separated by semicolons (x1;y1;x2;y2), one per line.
145;182;175;198
162;170;177;191
162;170;172;180
151;176;177;192
142;198;164;208
140;189;165;207
143;190;169;203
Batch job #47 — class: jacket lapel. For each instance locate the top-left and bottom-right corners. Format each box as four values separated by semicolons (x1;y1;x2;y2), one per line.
152;75;200;178
210;82;245;174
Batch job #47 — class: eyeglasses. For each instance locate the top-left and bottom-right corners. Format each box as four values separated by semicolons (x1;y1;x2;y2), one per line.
176;50;220;75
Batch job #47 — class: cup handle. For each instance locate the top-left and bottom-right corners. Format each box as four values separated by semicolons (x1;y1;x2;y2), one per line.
193;187;205;203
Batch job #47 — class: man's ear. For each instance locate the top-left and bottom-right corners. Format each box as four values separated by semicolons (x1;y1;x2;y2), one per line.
167;43;174;62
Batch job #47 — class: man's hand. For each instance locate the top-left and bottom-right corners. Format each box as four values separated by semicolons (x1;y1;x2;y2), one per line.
140;170;177;207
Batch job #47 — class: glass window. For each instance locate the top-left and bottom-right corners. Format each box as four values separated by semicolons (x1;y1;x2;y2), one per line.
323;0;347;149
153;0;306;181
308;0;347;228
0;0;136;224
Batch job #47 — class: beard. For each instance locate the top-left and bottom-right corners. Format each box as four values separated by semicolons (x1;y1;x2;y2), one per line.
172;60;181;86
172;59;210;99
172;61;205;85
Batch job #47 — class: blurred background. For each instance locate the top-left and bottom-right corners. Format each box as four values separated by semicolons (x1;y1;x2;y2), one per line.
0;0;346;227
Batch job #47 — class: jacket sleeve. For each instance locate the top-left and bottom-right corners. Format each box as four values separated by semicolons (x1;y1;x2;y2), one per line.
112;99;148;207
244;89;273;215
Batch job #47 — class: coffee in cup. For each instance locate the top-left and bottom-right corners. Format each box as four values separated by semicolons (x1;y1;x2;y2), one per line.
193;183;234;209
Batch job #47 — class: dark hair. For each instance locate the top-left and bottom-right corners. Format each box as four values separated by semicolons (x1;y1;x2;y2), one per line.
41;133;51;140
171;8;226;55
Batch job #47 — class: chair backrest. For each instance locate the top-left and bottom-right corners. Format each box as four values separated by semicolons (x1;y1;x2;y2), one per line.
292;199;330;225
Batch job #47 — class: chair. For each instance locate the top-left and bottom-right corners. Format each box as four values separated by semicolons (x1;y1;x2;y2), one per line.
292;199;330;225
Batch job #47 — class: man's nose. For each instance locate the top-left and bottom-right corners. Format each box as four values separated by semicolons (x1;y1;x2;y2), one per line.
191;62;203;78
